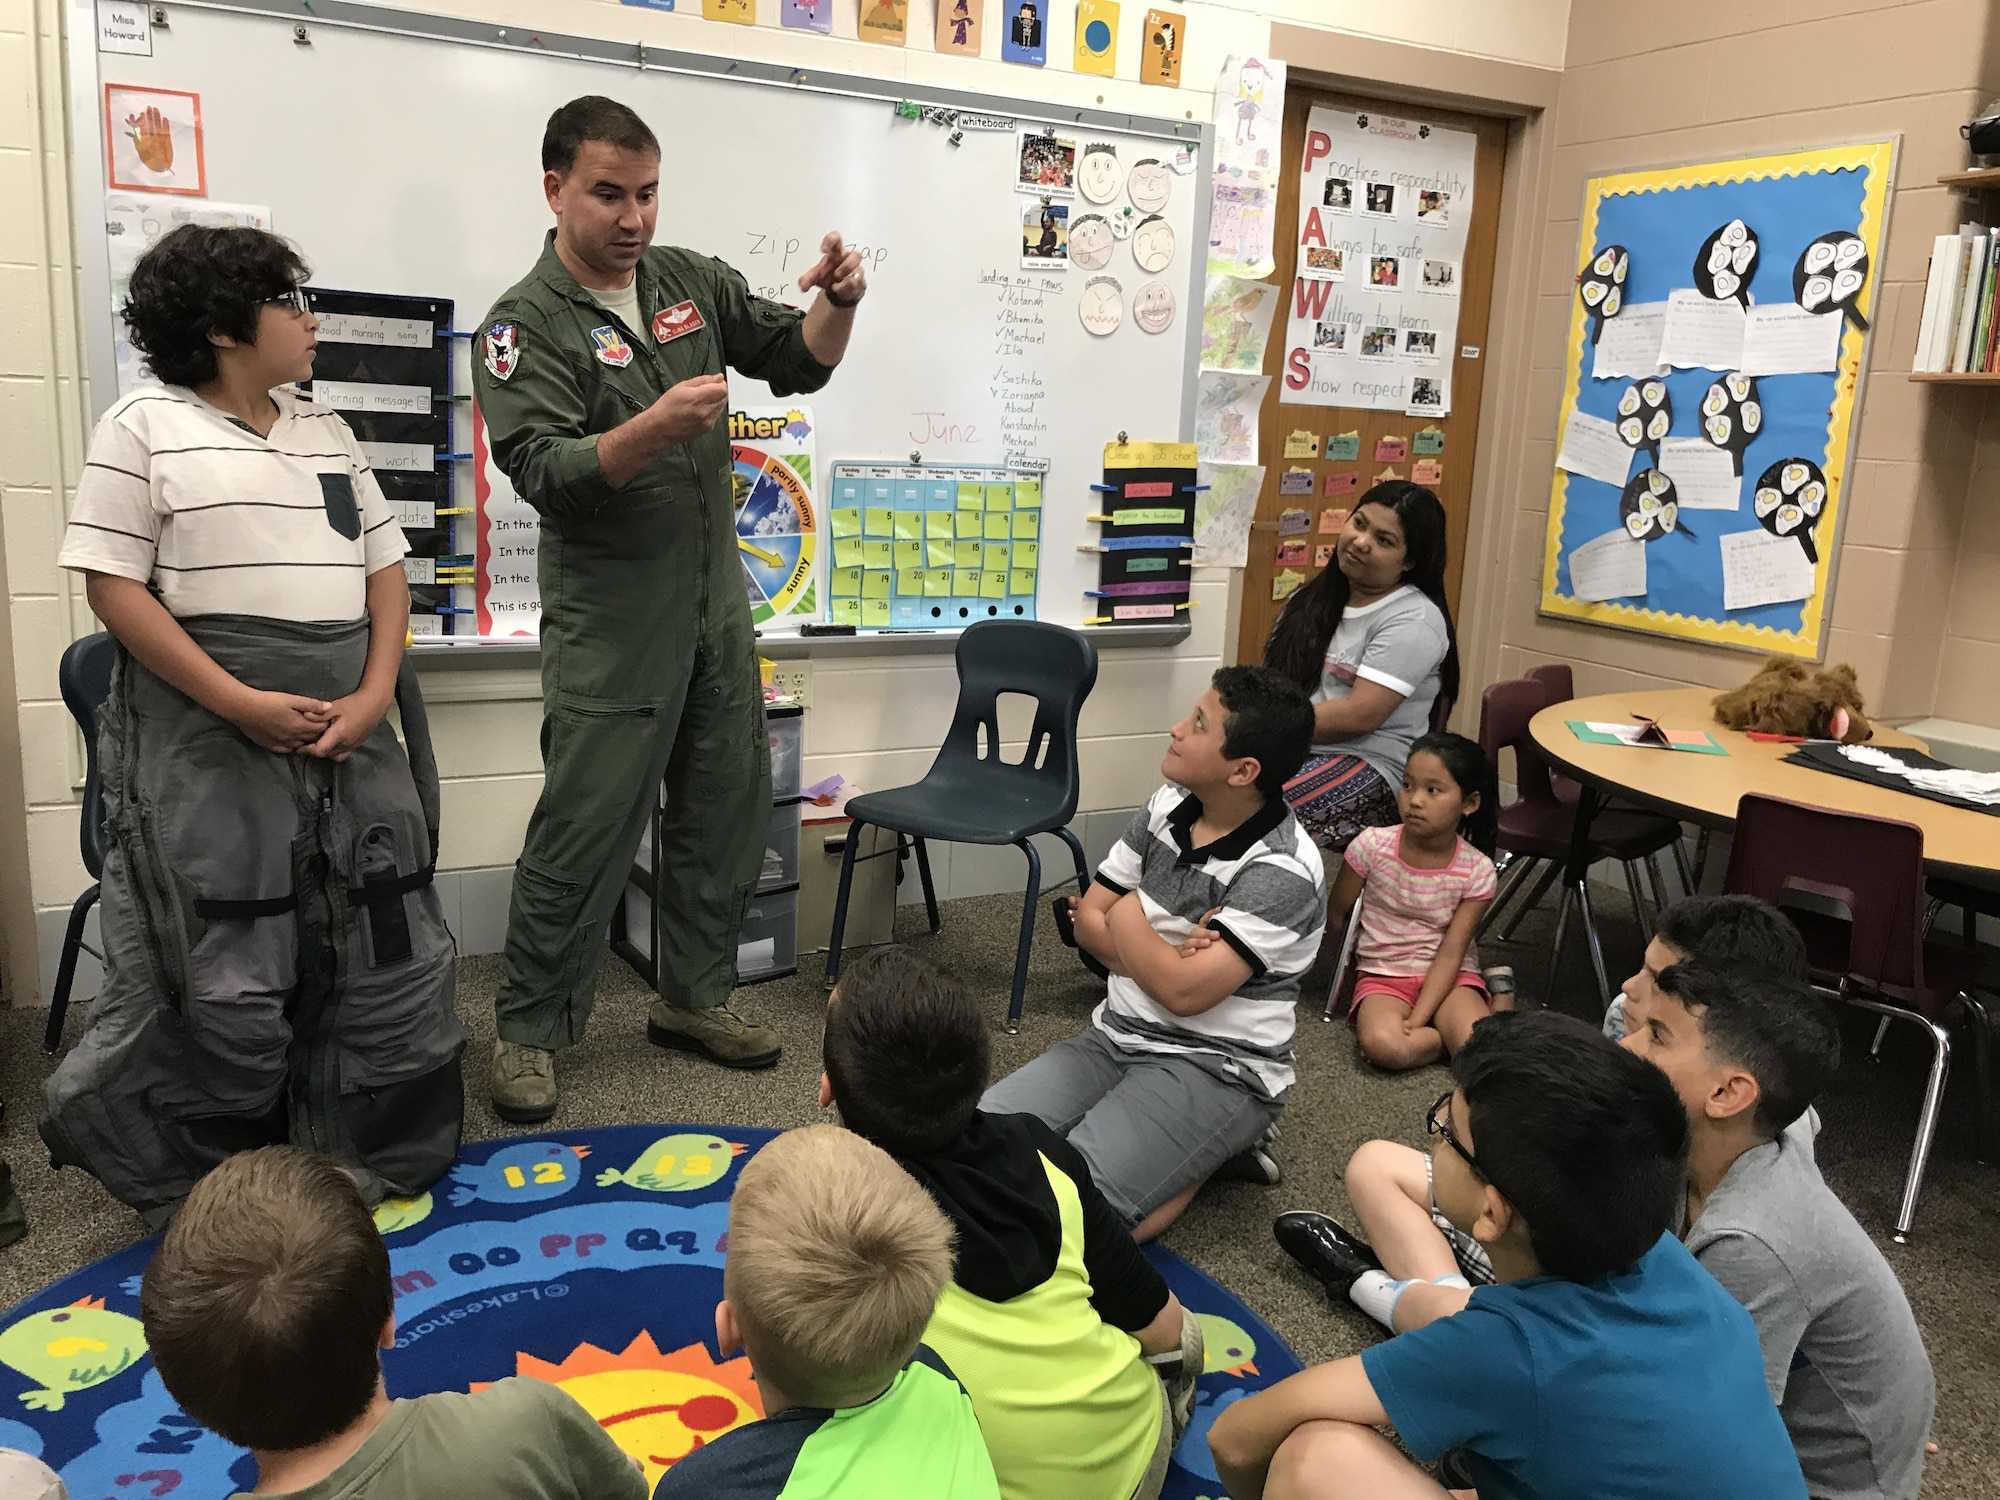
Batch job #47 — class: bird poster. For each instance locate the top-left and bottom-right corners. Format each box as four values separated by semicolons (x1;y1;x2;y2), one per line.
104;84;204;196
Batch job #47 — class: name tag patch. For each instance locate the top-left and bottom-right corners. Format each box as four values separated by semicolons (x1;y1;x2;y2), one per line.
589;325;635;368
653;301;706;343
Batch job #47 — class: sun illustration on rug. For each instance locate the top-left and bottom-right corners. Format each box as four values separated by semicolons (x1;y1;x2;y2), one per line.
477;1332;762;1487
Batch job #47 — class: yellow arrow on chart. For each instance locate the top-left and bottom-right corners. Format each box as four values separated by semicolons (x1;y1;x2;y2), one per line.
738;537;784;568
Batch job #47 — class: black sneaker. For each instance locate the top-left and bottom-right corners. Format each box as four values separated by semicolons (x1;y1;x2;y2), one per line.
1212;1141;1282;1186
1273;1210;1382;1296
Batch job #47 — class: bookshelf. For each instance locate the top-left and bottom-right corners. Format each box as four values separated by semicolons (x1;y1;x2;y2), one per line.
1909;371;2000;383
1938;168;2000;189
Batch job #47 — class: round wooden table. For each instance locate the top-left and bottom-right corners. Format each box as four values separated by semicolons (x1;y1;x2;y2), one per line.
1530;687;2000;882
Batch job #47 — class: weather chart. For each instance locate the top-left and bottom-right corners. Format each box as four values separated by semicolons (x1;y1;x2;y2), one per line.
730;406;820;628
0;1124;1295;1498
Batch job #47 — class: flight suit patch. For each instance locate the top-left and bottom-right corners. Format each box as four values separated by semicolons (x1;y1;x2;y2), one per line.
589;325;635;368
483;321;520;381
653;301;706;343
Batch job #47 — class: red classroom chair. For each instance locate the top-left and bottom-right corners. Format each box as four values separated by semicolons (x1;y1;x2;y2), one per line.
1723;794;1997;1241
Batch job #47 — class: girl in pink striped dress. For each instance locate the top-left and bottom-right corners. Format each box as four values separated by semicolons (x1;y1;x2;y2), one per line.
1331;732;1506;1070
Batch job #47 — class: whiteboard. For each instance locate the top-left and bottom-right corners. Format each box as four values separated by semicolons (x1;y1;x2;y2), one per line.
69;0;1211;635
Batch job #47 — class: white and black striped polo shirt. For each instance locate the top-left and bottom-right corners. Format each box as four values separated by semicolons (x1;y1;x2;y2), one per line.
1092;785;1328;1097
59;385;408;622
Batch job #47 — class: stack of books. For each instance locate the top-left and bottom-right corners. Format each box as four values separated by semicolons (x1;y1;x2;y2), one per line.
1914;228;2000;372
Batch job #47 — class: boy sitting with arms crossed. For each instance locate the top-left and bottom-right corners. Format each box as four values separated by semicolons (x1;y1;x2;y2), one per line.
657;1124;998;1500
1622;960;1934;1500
1278;893;1813;1328
1209;1010;1804;1500
141;1145;647;1500
984;666;1324;1239
821;947;1202;1500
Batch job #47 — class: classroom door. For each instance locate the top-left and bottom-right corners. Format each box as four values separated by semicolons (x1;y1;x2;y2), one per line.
1231;89;1511;679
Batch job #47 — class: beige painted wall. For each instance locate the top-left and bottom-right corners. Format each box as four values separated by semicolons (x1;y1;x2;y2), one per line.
0;0;1571;999
1458;0;2000;729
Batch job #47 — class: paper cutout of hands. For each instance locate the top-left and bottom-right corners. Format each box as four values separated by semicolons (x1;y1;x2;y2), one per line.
126;106;174;173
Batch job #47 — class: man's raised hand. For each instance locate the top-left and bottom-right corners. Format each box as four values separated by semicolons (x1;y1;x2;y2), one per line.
798;231;867;305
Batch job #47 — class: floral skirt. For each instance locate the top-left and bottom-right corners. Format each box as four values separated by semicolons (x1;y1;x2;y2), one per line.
1282;752;1400;853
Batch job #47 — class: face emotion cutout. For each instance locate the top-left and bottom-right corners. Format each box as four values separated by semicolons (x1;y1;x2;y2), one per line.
1070;214;1115;271
1079;275;1123;335
1126;158;1171;215
1133;279;1176;334
1131;214;1175;274
1077;145;1121;205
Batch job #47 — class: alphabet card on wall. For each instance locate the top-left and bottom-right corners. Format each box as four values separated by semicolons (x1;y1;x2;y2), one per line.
1141;9;1184;86
935;0;980;52
1003;0;1048;65
1540;140;1894;659
1074;0;1118;74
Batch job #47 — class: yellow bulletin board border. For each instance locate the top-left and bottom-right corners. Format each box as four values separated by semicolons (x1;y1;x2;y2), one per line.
1538;139;1898;659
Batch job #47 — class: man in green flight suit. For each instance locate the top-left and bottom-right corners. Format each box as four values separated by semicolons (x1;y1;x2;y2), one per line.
474;96;864;1122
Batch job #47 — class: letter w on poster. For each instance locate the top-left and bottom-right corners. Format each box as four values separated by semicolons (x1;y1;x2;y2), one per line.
1281;107;1475;413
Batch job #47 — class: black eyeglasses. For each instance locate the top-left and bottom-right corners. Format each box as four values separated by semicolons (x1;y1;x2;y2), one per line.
1427;1089;1486;1182
262;287;310;315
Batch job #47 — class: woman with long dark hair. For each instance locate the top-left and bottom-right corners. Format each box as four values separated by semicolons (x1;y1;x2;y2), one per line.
1262;480;1459;854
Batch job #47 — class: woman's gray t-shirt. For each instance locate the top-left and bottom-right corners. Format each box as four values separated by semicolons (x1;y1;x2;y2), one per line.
1308;584;1450;787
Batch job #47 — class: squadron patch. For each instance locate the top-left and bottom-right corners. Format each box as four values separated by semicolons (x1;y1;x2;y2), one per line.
482;321;520;382
589;325;635;368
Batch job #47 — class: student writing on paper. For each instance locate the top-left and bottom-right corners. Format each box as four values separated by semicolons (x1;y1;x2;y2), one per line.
1263;482;1459;857
474;96;865;1123
45;225;461;1224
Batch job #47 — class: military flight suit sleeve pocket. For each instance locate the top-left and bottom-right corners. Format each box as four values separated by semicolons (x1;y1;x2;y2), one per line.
320;473;363;541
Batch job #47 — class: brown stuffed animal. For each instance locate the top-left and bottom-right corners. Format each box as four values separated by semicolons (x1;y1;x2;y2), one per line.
1712;657;1873;743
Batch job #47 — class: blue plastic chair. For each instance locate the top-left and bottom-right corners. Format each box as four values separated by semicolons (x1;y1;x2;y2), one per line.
824;620;1098;1029
47;632;117;1052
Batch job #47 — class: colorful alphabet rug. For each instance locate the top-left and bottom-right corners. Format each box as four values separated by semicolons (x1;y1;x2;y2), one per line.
0;1124;1299;1499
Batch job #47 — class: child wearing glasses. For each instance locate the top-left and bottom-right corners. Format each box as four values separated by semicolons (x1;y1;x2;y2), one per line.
1208;1010;1804;1500
46;224;458;1223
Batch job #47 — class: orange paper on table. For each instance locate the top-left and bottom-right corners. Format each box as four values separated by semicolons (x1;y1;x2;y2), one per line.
1141;8;1184;85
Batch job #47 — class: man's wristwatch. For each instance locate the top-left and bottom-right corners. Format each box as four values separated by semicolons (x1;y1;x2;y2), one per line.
824;285;864;309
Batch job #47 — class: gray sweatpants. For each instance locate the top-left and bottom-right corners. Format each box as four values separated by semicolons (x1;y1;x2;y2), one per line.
981;1025;1283;1225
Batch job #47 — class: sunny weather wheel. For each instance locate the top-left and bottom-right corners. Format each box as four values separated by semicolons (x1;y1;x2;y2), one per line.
732;439;817;624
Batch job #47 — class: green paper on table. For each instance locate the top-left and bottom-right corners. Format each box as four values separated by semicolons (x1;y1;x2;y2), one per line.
831;508;862;538
894;540;923;570
863;570;892;600
833;537;864;569
894;511;923;540
926;511;954;539
831;567;861;597
1567;720;1726;755
864;507;894;537
862;599;891;627
832;599;861;625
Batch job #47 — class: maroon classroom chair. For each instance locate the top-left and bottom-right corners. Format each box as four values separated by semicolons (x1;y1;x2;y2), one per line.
1723;793;1996;1241
1477;677;1686;1009
1524;663;1583;808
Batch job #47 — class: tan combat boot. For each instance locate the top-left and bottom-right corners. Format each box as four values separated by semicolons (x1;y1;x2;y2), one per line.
490;1039;558;1123
646;1002;781;1069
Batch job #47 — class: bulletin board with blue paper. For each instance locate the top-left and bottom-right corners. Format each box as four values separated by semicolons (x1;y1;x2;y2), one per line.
1539;140;1896;658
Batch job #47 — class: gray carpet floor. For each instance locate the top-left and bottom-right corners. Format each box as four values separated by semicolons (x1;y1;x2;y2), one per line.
2;890;1995;1495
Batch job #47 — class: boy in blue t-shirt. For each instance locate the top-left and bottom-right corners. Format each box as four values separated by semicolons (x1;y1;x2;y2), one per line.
1209;1011;1804;1500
